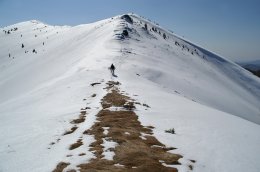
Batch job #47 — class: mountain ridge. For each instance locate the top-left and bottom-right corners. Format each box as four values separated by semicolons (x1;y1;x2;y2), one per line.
0;14;260;172
1;13;259;122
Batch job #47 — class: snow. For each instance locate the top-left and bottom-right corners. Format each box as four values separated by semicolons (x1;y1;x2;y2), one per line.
0;13;260;172
101;138;118;161
121;79;260;172
0;17;119;172
114;163;125;167
103;127;109;135
105;106;128;111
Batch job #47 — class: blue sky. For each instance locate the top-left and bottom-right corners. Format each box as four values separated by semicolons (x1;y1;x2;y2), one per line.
0;0;260;62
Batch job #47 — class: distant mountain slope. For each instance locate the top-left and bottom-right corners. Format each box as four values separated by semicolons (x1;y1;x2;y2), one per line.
238;60;260;77
0;14;259;172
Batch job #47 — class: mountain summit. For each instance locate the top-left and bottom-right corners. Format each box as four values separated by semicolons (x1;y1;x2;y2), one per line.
0;14;260;172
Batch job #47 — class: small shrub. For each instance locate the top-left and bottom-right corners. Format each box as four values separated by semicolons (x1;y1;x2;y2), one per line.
121;15;133;24
163;33;166;39
90;82;101;86
144;23;148;30
165;128;175;134
122;30;128;37
143;103;150;108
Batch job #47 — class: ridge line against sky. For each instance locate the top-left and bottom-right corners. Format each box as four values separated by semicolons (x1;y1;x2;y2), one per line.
0;0;259;62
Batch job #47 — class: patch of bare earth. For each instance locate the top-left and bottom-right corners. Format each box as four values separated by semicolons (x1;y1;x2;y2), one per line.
69;139;83;150
70;110;87;124
63;126;78;135
52;162;70;172
78;81;182;172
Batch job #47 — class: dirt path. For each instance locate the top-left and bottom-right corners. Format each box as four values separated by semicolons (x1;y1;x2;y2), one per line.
53;81;183;172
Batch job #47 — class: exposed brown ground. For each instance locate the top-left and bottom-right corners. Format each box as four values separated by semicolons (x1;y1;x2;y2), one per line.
52;162;70;172
69;139;83;150
63;126;78;135
70;110;87;124
53;81;184;172
78;81;182;171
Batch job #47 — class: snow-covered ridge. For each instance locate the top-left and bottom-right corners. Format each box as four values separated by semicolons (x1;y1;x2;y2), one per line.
0;14;260;172
116;13;260;124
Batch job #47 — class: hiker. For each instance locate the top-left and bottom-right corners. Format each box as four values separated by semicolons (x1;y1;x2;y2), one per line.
110;63;115;75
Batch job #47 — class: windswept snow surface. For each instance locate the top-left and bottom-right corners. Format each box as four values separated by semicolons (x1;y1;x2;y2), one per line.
0;14;260;172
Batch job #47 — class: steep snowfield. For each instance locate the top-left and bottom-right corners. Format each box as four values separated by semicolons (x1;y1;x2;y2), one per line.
0;14;259;172
117;14;260;124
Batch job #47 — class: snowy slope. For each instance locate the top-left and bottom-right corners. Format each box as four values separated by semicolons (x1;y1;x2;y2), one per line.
116;14;260;124
0;14;260;172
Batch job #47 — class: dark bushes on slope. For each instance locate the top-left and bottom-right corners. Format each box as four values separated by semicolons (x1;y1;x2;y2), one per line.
122;30;129;37
121;14;133;24
165;128;175;134
163;33;167;39
144;23;148;30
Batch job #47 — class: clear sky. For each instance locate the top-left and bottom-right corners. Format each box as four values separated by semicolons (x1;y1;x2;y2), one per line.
0;0;260;62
